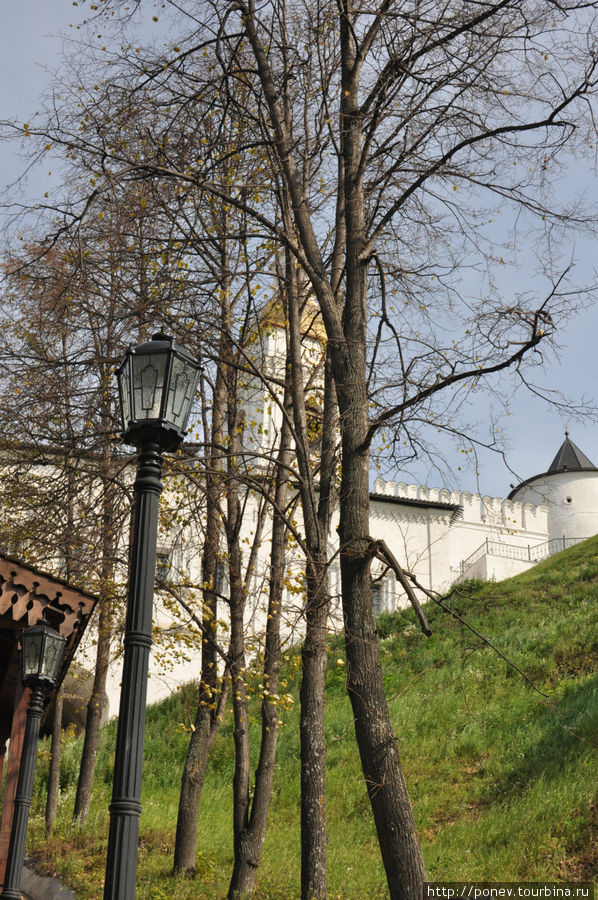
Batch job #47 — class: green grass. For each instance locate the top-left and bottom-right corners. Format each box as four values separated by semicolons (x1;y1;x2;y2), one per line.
24;536;598;896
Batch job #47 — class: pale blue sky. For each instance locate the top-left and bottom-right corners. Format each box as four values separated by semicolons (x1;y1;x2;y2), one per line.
1;3;74;183
1;3;597;499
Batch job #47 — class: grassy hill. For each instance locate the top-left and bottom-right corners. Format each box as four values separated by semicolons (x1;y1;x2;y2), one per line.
27;536;598;897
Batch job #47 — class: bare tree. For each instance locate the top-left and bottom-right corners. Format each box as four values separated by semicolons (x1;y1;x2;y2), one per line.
0;182;209;824
0;238;128;825
3;1;598;895
194;2;597;894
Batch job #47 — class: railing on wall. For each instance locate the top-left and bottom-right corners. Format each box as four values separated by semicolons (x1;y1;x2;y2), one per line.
459;536;585;577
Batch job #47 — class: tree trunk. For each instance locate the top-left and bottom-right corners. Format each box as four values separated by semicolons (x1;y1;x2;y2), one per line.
72;600;110;824
286;269;331;898
173;358;227;874
45;685;63;834
228;390;291;899
300;558;329;900
227;524;251;898
73;416;117;826
173;670;229;872
283;235;336;899
327;13;429;893
340;507;427;896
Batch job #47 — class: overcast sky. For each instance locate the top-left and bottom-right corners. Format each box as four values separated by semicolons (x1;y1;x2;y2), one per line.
2;3;597;499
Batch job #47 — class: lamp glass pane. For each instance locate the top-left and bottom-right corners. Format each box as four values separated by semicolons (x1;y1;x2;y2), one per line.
40;632;65;681
165;356;198;430
23;632;42;678
118;360;132;432
132;352;167;421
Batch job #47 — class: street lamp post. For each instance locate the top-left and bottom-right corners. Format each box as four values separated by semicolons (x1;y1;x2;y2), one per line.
104;333;200;900
1;618;66;900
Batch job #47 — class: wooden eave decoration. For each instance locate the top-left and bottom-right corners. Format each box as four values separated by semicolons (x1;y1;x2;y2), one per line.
0;554;97;686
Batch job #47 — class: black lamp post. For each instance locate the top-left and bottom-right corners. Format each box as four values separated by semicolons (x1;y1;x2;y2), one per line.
104;333;200;900
1;618;66;900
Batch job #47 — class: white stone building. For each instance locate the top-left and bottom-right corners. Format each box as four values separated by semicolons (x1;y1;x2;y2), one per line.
234;304;598;601
234;302;598;611
102;303;598;710
121;427;598;714
368;430;598;604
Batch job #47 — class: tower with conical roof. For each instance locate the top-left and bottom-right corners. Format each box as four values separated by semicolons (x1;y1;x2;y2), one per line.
508;431;598;542
546;431;597;474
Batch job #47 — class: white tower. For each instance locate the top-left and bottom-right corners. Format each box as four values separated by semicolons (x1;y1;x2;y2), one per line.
508;432;598;542
238;299;325;467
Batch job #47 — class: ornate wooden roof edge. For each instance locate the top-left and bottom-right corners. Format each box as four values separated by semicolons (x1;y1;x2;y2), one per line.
0;552;96;605
0;552;99;716
0;552;98;648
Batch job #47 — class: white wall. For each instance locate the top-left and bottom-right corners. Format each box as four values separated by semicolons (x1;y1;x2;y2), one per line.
461;552;536;583
371;479;549;598
511;470;598;541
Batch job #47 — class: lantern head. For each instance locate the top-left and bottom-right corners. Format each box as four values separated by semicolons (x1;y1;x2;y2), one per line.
21;618;67;688
116;333;201;451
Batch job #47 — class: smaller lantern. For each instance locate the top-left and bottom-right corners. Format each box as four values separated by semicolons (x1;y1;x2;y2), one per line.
116;333;201;451
21;618;66;688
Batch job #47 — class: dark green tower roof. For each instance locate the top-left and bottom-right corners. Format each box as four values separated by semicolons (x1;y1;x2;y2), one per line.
507;431;598;500
548;432;597;473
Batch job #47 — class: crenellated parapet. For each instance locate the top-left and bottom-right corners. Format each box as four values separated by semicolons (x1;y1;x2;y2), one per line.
373;477;548;532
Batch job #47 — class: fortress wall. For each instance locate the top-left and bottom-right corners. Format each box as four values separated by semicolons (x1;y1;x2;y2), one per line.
521;502;549;533
369;479;555;601
377;478;548;536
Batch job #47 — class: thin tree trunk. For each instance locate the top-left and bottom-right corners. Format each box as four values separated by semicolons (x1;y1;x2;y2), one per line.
45;685;64;834
174;358;228;874
72;600;110;824
300;557;329;900
73;415;117;825
224;307;255;894
284;240;336;899
47;455;75;834
173;668;229;872
228;390;291;899
228;518;251;898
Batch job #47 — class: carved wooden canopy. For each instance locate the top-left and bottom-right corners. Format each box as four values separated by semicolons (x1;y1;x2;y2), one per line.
0;553;97;745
